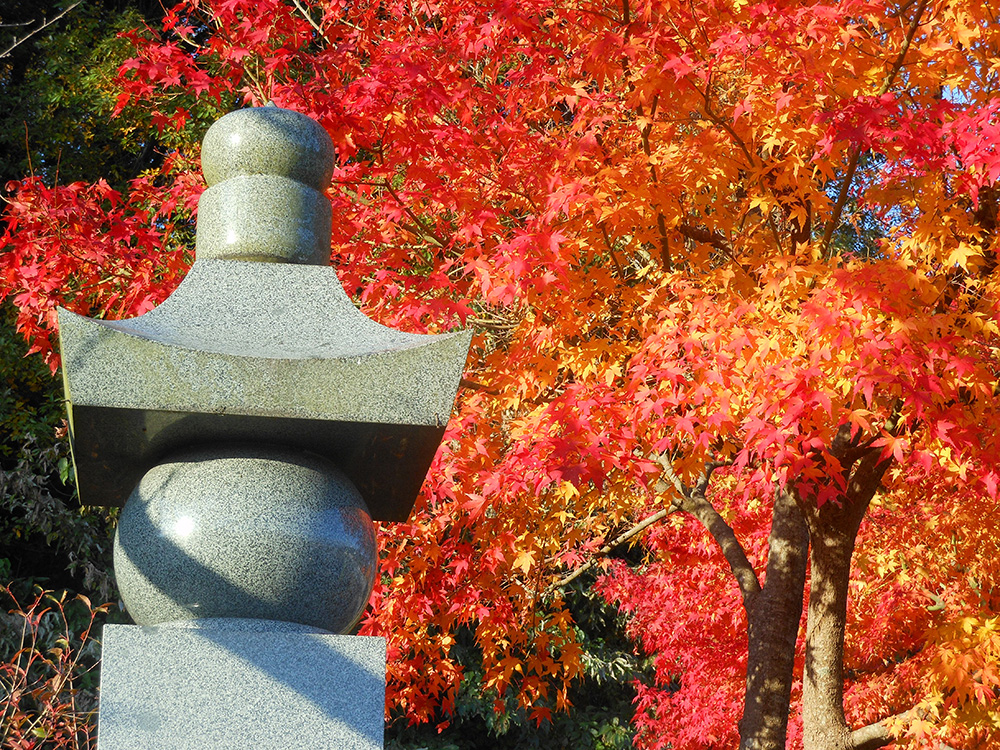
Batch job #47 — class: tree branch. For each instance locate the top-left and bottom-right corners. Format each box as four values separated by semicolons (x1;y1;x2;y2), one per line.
677;222;733;255
379;179;450;249
693;459;732;495
636;96;673;271
459;378;499;395
658;456;762;607
819;147;862;261
848;719;895;750
0;1;80;59
598;222;627;277
655;453;690;496
694;81;757;169
657;214;674;271
677;222;759;283
544;507;674;596
291;0;327;39
544;458;743;598
820;0;929;259
845;447;892;517
846;708;958;750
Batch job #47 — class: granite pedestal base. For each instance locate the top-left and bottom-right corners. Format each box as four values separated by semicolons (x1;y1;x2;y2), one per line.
96;620;385;750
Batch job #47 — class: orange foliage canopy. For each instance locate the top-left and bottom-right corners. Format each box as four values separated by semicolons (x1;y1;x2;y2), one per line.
3;0;1000;746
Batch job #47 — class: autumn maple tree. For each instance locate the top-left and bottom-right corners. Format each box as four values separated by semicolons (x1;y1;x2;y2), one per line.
3;0;1000;748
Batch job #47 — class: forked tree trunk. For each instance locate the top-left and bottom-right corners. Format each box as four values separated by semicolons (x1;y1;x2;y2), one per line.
739;488;810;750
677;450;892;750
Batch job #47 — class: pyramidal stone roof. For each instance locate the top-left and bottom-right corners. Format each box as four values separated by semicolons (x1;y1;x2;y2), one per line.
58;105;471;522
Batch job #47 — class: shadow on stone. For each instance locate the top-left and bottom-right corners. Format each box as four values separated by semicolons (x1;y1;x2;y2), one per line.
99;621;385;749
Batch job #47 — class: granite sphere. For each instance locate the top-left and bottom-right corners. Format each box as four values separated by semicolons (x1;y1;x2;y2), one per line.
114;444;377;634
200;105;335;189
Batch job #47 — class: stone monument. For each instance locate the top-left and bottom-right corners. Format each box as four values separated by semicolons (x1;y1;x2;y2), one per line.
57;104;471;749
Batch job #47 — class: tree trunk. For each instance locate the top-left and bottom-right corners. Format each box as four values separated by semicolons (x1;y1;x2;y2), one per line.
800;450;892;750
739;488;810;750
802;522;856;750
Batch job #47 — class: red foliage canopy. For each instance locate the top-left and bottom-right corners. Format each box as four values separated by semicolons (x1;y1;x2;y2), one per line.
3;0;1000;746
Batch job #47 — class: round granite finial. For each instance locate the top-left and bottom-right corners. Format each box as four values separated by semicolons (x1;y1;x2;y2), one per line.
196;105;335;264
201;106;335;190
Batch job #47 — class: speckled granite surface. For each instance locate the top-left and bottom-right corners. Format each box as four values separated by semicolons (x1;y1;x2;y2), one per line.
97;622;385;750
113;445;377;633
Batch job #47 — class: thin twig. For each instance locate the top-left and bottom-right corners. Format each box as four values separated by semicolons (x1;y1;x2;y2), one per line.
379;179;450;249
291;0;327;38
544;507;675;596
599;222;626;277
0;1;80;59
695;81;757;169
